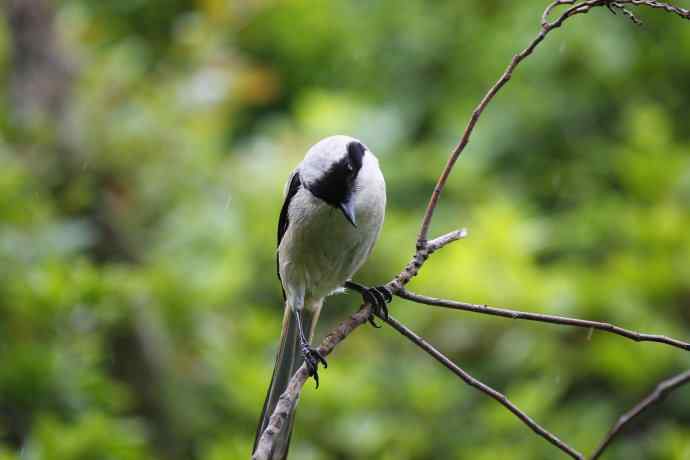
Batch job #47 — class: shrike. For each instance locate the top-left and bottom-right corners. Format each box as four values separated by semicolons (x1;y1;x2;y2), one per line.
253;135;390;459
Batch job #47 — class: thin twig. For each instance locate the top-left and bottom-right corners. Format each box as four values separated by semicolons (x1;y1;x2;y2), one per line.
416;2;563;245
542;1;578;26
383;314;584;459
252;305;372;460
589;370;690;459
397;289;690;351
608;2;644;25
387;229;467;292
416;0;690;246
626;0;690;20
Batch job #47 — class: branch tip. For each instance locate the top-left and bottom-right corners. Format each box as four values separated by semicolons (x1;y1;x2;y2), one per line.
589;369;690;459
400;290;690;352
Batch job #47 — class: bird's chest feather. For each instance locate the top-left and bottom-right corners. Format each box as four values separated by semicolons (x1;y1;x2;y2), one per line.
279;188;382;299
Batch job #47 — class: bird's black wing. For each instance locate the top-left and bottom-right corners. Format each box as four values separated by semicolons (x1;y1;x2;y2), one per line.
277;171;301;286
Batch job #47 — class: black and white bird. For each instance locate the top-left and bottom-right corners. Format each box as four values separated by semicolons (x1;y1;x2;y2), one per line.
253;135;390;459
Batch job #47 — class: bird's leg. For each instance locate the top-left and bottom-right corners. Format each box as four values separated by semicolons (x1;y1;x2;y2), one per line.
344;281;393;327
294;309;327;388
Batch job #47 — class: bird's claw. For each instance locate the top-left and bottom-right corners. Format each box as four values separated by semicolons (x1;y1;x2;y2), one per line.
344;281;393;327
368;315;382;328
359;285;393;326
371;285;392;318
301;344;327;388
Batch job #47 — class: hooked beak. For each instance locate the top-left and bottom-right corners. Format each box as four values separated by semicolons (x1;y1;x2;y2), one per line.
339;201;357;227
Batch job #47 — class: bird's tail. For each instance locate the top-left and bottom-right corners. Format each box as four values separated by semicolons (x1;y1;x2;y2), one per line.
253;300;322;460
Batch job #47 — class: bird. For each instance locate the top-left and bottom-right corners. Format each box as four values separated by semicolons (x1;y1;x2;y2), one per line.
252;135;391;460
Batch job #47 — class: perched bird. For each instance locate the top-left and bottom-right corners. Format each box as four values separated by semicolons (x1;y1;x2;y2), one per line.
253;135;390;459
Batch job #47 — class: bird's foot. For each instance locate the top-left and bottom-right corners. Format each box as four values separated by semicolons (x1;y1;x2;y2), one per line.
345;281;393;328
301;343;328;388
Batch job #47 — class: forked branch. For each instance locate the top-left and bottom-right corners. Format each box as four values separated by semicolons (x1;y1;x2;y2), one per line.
254;1;690;458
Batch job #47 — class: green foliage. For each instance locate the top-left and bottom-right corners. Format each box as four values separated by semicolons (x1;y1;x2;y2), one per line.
1;1;689;459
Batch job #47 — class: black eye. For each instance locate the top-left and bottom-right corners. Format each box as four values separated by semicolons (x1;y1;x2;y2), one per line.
346;162;354;173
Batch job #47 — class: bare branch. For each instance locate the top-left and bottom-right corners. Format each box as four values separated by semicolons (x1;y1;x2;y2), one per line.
252;306;372;460
607;2;644;25
417;0;690;246
255;1;690;457
383;314;584;459
625;0;690;20
542;1;578;27
589;370;690;459
387;229;467;292
417;5;559;245
397;289;690;352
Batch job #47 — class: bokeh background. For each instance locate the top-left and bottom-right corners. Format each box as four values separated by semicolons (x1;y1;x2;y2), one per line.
1;0;689;459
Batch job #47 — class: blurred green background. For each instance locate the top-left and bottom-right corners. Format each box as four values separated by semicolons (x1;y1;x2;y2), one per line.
1;0;689;459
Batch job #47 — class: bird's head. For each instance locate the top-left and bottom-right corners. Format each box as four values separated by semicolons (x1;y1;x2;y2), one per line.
300;135;370;227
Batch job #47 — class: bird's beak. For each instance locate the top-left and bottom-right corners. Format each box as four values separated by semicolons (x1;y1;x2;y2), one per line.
339;201;357;227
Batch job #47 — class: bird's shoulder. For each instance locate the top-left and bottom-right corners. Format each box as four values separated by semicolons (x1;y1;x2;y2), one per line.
277;170;302;247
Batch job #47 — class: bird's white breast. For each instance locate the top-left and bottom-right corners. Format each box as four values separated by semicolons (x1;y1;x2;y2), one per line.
278;153;385;309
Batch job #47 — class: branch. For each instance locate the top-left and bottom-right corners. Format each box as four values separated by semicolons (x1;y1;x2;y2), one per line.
252;306;372;460
416;0;690;246
589;369;690;459
397;290;690;351
383;314;584;459
387;229;467;292
609;0;689;21
255;1;690;457
254;301;586;460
